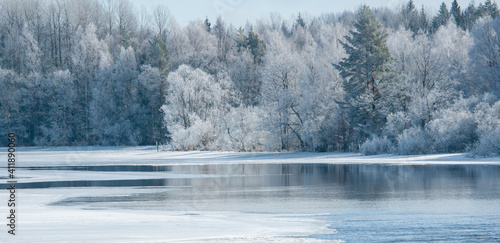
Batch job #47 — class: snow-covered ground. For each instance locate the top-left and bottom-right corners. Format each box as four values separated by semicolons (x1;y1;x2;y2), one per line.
1;146;499;242
10;146;500;167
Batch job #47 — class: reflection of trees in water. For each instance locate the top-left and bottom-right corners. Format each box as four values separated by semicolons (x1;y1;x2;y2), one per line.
33;163;500;208
169;163;500;201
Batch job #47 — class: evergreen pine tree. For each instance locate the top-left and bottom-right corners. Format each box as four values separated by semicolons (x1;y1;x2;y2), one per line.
246;30;266;64
334;5;390;143
463;3;477;31
432;2;450;32
402;0;420;34
451;0;463;28
296;13;306;29
235;27;248;52
419;5;430;33
484;0;499;19
204;17;211;32
148;35;169;76
144;36;169;143
234;28;266;64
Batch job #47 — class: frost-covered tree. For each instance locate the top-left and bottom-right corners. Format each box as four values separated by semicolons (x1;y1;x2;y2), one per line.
1;24;42;74
37;70;78;146
377;22;472;155
384;27;414;112
137;65;168;144
230;27;266;107
219;107;267;151
427;103;478;153
229;48;261;107
401;0;420;34
152;5;171;39
71;24;112;143
162;65;232;150
0;69;24;145
434;22;472;94
90;47;141;145
166;21;218;74
402;32;453;128
116;0;137;48
18;72;46;144
212;17;231;64
473;98;500;156
468;18;500;96
260;32;305;150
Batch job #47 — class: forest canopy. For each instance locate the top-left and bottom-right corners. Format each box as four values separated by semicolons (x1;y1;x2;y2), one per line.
0;0;499;156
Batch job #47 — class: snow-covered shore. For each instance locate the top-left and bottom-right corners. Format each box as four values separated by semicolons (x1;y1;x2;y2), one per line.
6;146;500;167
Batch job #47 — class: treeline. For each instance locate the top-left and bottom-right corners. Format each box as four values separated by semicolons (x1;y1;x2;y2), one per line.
0;0;499;155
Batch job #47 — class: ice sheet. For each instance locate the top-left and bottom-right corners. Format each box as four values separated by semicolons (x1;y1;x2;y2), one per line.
0;187;337;242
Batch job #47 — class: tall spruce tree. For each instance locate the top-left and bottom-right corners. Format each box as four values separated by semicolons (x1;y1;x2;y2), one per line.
204;17;211;32
451;0;463;28
402;0;420;34
419;5;430;33
484;0;499;19
296;13;306;29
463;3;478;31
334;5;390;143
432;2;450;32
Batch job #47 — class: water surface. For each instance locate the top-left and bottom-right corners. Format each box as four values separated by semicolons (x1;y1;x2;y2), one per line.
3;163;500;241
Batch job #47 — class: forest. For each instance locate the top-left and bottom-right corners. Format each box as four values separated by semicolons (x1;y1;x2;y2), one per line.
0;0;499;155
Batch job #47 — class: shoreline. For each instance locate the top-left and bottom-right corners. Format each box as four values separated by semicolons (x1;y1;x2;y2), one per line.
1;146;499;166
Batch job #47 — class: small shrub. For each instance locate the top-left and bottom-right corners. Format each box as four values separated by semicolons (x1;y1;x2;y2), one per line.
426;109;478;153
360;136;393;155
472;128;500;156
383;112;411;141
397;127;431;155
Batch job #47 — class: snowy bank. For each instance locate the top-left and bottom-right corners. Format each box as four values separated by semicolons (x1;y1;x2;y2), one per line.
3;146;500;167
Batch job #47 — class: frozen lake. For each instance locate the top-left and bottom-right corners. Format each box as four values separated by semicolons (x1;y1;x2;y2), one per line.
2;154;500;242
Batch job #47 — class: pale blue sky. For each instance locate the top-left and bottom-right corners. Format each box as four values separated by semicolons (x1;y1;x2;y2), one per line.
131;0;477;27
